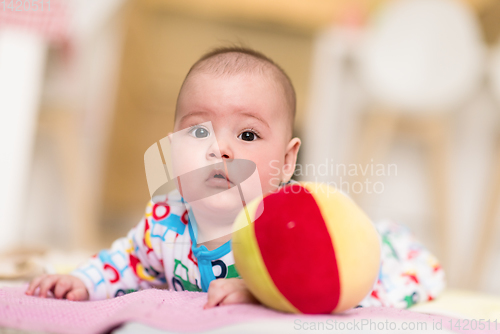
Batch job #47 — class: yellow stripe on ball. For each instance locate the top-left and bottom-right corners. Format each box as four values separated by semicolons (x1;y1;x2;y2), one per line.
302;182;380;312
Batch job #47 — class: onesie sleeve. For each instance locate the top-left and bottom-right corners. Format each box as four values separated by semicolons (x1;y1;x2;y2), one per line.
70;200;168;300
358;219;446;308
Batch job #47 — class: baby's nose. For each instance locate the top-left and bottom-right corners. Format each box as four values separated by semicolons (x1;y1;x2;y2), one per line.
207;137;233;160
209;152;230;159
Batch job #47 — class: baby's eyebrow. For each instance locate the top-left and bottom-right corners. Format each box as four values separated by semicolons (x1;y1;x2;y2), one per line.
239;112;270;129
180;110;270;129
179;111;208;124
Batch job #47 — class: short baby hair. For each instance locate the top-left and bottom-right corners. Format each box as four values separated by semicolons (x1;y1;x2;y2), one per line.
175;46;296;138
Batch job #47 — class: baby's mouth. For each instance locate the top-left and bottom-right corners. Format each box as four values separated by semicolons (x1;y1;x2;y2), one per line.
205;168;233;188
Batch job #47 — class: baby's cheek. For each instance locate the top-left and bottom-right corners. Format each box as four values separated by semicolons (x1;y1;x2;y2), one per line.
242;151;285;194
259;164;284;194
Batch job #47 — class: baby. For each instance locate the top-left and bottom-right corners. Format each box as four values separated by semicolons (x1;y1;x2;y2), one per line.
26;47;445;309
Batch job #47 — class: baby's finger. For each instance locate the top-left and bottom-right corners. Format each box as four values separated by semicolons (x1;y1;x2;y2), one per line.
25;275;46;295
218;291;245;306
53;277;73;299
39;275;60;298
204;281;227;309
67;287;89;301
220;289;258;306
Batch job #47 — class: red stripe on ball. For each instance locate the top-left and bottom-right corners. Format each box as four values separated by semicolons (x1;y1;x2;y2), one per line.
254;184;340;313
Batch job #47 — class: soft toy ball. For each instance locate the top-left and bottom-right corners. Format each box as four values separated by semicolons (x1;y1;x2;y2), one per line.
232;182;381;314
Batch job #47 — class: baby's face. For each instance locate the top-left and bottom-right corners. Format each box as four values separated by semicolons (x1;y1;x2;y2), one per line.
170;72;298;215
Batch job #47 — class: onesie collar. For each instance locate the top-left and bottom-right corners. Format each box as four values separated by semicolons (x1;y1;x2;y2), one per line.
182;201;232;291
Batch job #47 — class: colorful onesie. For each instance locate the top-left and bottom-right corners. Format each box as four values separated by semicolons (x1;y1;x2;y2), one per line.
71;187;445;308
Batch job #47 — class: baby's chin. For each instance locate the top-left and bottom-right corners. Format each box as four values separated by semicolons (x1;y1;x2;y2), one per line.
191;190;245;216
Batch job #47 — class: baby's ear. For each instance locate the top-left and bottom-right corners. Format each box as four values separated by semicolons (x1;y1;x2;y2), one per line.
282;137;301;182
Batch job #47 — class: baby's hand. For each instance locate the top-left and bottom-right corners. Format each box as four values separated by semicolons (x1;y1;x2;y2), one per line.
204;278;259;309
25;274;89;301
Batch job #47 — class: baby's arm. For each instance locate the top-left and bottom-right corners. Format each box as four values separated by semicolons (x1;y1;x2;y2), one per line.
26;200;167;300
71;208;167;300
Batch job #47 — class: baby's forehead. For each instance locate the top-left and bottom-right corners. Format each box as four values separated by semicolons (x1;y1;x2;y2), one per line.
183;69;291;110
178;72;287;118
187;52;287;91
179;69;285;106
191;52;275;76
186;67;282;92
178;74;283;118
175;52;295;136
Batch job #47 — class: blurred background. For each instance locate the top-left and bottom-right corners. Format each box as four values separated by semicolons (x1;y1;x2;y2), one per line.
1;0;500;296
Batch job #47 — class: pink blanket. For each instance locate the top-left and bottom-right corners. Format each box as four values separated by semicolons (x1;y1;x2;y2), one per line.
0;286;490;334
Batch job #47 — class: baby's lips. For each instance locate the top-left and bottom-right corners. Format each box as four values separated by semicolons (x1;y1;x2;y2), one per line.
160;160;257;202
206;168;232;183
205;159;257;183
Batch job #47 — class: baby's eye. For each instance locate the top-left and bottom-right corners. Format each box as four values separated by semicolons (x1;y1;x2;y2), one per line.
189;126;210;138
239;131;259;142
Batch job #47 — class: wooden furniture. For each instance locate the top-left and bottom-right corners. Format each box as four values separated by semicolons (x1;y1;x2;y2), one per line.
353;111;452;265
469;42;500;288
470;141;500;288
